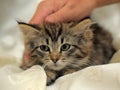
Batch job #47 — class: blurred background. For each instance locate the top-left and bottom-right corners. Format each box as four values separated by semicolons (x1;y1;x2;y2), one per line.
0;0;40;65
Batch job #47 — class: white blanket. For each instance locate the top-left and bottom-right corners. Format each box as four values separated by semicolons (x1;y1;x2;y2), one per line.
0;0;120;90
0;62;120;90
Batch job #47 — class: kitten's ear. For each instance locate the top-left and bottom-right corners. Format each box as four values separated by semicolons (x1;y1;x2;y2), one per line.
18;22;40;36
71;19;95;31
71;19;94;40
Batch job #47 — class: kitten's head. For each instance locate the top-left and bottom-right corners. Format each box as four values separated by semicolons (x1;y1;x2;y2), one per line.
19;19;94;71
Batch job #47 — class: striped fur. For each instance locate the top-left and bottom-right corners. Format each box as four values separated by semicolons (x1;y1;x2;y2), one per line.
19;19;115;85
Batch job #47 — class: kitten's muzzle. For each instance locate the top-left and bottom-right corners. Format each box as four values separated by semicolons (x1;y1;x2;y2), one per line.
50;52;60;63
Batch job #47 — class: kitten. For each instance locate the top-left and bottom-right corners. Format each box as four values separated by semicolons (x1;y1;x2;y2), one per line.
19;19;115;85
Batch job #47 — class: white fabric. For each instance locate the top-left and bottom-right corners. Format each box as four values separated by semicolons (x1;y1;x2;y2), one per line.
47;63;120;90
0;63;120;90
0;65;46;90
0;0;120;90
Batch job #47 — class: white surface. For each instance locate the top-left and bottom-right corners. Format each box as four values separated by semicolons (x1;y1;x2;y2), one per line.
0;65;46;90
47;63;120;90
0;0;120;90
0;63;120;90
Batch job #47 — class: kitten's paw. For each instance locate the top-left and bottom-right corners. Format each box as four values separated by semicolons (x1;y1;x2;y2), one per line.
45;70;57;85
62;69;77;75
47;76;55;85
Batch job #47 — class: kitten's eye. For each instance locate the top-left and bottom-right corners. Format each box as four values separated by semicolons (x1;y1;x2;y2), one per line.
40;45;50;52
30;42;35;48
61;43;71;51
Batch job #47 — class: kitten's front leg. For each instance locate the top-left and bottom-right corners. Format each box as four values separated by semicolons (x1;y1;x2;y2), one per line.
45;69;57;85
62;68;78;75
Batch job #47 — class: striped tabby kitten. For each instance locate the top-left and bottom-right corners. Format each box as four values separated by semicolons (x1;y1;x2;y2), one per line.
19;19;115;85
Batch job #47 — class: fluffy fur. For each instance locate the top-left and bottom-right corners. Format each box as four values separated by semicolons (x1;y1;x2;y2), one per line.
19;19;115;85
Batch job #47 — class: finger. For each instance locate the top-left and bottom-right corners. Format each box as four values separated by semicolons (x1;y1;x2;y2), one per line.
30;1;56;24
45;0;94;23
45;5;78;23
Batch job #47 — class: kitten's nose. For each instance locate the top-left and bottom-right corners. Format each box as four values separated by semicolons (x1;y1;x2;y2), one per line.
52;58;59;63
50;52;60;63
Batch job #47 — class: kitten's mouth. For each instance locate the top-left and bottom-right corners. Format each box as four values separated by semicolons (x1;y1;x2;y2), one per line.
48;63;64;70
51;63;59;68
54;63;58;66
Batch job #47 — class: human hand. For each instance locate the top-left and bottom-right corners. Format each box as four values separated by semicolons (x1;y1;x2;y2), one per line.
30;0;96;24
30;0;120;24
